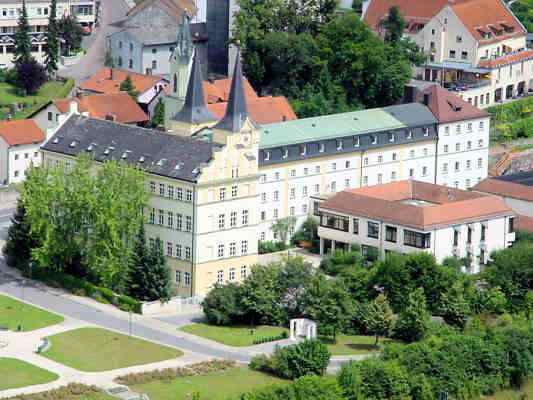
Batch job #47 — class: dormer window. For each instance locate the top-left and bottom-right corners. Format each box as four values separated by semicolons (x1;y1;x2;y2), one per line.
139;156;145;163
371;135;377;144
282;148;288;159
336;139;343;150
264;151;270;161
424;127;429;137
69;140;77;148
407;130;413;139
300;144;306;156
388;133;395;142
319;143;325;153
353;136;360;147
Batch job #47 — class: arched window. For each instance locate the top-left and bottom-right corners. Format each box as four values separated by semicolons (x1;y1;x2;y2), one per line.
173;73;177;93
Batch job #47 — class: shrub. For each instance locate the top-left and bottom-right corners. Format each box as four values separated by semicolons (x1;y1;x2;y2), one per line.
6;383;104;400
117;294;142;313
393;288;430;342
258;240;288;254
266;339;330;379
241;375;344;400
15;58;46;95
202;282;244;325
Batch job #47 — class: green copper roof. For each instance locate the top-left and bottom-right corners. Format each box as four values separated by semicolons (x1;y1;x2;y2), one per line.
259;103;437;149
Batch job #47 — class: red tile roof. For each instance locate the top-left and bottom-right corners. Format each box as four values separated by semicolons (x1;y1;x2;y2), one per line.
320;180;513;230
363;0;450;32
208;96;297;125
450;0;526;44
80;68;167;96
420;84;489;123
0;119;45;146
203;77;258;104
473;177;533;202
127;0;197;22
479;49;533;69
54;93;149;124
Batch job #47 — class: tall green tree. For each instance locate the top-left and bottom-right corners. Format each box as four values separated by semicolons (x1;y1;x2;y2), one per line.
23;155;147;291
127;224;150;300
44;0;59;76
120;75;140;99
271;216;296;244
393;288;430;342
150;99;165;128
58;15;83;56
142;237;172;302
383;6;406;44
438;282;471;329
364;294;394;345
14;0;31;65
3;198;36;269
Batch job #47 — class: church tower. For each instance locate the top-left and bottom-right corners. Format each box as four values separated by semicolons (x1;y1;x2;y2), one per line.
165;12;193;126
167;47;217;135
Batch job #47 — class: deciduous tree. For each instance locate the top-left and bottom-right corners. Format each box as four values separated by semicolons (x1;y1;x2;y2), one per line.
364;294;394;345
393;288;430;342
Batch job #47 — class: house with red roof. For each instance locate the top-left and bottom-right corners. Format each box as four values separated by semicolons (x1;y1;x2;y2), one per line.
0;120;45;185
364;0;532;108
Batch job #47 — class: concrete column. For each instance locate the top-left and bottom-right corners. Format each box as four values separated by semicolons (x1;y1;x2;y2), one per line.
331;240;336;252
319;237;324;256
2;46;5;55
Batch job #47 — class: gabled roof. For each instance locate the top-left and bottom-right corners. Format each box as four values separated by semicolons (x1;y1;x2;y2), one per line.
0;119;45;146
42;115;219;182
450;0;526;44
479;49;533;69
420;84;489;123
208;96;297;125
203;77;258;104
54;93;149;124
79;68;167;96
126;0;196;23
473;174;533;202
320;180;513;230
363;0;450;32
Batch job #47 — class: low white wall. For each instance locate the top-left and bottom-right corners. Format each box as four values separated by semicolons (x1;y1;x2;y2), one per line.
141;295;203;315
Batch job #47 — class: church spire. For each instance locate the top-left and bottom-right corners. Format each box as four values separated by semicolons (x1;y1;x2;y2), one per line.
173;47;215;124
214;49;250;133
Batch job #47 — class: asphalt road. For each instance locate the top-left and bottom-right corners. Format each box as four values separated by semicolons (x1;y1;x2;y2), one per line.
59;0;130;83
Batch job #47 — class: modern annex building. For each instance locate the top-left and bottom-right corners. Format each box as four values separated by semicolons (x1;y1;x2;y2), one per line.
42;30;491;296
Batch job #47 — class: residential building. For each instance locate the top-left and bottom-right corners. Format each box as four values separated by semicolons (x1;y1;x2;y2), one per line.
0;0;96;68
106;0;216;77
31;92;149;132
317;180;516;273
41;36;491;296
0;119;44;185
79;67;169;118
473;172;533;232
363;0;532;108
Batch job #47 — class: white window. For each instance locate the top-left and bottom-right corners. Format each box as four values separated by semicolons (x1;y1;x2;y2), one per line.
391;171;397;180
442;163;448;174
456;143;460;152
392;152;397;161
477;158;483;168
409;150;415;158
423;148;428;156
167;242;173;257
175;270;181;284
230;211;237;227
409;168;414;177
290;187;296;199
314;184;320;194
363;176;368;186
176;214;183;230
331;181;336;192
232;185;238;197
149;208;155;224
423;127;429;136
273;209;278;219
378;155;383;163
454;181;459;188
377;173;383;184
184;272;191;286
444;144;449;153
345;160;350;169
331;163;336;171
167;185;174;198
467;123;472;132
302;186;308;197
290;169;296;177
159;183;165;196
242;210;249;225
218;244;225;258
241;240;248;255
290;206;295;216
467;141;472;150
344;179;350;188
302;204;308;214
364;157;369;166
315;166;320;173
260;231;265;240
219;187;226;200
229;242;236;256
186;189;192;202
218;214;225;229
185;216;192;231
261;192;266;203
466;160;471;169
158;209;164;225
264;151;270;161
304;167;308;175
479;121;484;131
478;139;484;148
466;179;471;188
261;211;266;221
422;166;428;176
336;139;343;150
175;244;182;258
445;126;450;136
241;265;247;279
217;270;224;284
389;133;395;142
319;143;325;152
229;268;236;281
455;161;460;172
260;174;266;183
167;211;174;228
176;187;183;200
353;136;360;147
273;191;279;201
456;124;461;134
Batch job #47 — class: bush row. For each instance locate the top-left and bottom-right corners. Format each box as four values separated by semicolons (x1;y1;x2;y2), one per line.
252;331;289;345
258;240;289;254
6;383;104;400
31;268;141;313
115;360;236;385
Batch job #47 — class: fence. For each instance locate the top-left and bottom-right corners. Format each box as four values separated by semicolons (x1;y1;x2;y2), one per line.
141;295;204;315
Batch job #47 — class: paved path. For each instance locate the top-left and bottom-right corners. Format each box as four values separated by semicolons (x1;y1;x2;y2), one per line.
58;0;130;83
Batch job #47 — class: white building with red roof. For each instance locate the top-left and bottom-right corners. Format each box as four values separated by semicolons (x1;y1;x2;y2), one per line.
0;119;45;185
364;0;532;108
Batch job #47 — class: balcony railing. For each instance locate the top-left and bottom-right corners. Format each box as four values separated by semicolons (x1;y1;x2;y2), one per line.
444;79;491;92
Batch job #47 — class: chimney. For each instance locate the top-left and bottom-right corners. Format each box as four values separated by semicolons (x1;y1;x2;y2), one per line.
69;100;79;115
110;68;114;80
105;113;117;122
423;93;431;106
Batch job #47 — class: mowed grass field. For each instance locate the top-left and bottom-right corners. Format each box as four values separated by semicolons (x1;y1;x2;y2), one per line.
0;294;64;331
0;358;58;390
42;327;182;372
179;323;288;347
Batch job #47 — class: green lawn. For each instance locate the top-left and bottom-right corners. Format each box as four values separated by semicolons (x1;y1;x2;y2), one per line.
42;327;182;372
0;79;74;119
180;323;288;347
323;334;399;356
131;367;287;400
0;358;58;390
0;294;64;331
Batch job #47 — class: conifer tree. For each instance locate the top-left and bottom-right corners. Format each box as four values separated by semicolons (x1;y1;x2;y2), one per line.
3;199;35;269
145;237;172;302
127;225;150;300
44;0;59;76
14;0;32;65
119;75;140;99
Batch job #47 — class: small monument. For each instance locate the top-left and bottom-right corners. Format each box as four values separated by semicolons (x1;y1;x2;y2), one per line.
289;318;317;340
